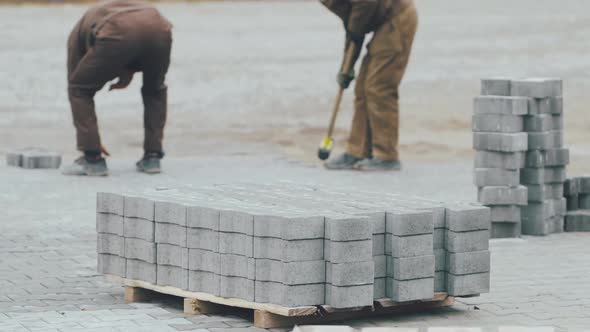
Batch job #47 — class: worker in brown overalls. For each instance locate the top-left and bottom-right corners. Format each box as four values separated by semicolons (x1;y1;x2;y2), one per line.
63;0;172;176
322;0;418;171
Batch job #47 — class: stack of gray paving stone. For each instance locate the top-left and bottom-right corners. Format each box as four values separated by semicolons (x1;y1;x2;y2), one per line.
96;193;126;278
6;147;61;169
563;177;590;232
474;78;569;237
97;183;492;309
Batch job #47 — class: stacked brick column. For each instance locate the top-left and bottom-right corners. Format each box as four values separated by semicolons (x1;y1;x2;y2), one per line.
564;177;590;232
474;78;569;237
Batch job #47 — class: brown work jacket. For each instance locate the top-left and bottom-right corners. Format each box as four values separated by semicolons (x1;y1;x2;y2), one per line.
320;0;408;35
70;0;171;70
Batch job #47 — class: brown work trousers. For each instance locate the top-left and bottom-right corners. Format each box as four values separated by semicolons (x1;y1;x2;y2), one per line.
67;9;172;153
346;3;418;161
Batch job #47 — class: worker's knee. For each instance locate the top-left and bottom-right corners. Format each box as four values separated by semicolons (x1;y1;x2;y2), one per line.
68;86;96;99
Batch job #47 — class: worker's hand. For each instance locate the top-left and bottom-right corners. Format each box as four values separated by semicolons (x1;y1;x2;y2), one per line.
337;69;355;89
109;70;134;91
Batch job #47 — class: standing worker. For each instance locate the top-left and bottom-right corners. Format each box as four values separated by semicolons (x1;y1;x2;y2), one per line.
321;0;418;171
63;0;172;176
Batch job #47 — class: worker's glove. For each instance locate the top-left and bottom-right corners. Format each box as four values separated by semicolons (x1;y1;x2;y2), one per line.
337;69;355;89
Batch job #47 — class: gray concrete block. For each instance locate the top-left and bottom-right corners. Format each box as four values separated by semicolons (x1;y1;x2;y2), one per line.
474;168;520;187
188;270;219;296
555;197;567;216
124;217;154;241
567;194;579;211
429;207;447;229
256;237;324;262
387;234;433;258
6;150;22;167
473;96;528;115
387;255;435;280
565;211;590;232
327;261;374;286
446;251;490;275
325;216;371;241
434;249;446;272
155;222;187;247
126;259;157;284
579;194;590;209
220;254;255;279
219;276;254;301
434;228;445;249
219;232;252;257
255;281;325;306
255;259;325;284
372;234;385;256
491;221;521;238
520;167;566;185
254;215;325;240
157;265;188;289
490;205;521;223
124;196;154;220
374;255;387;278
552;216;564;233
386;278;434;302
187;227;218;251
445;205;491;232
521;200;555;222
220;211;253;235
521;216;554;236
564;178;579;197
526;184;564;202
531;97;563;115
187;206;219;230
21;151;62;169
97;233;124;256
374;277;387;299
528;131;562;150
474;151;524;170
326;284;374;308
472;114;523;133
97;192;124;215
367;212;386;235
510;78;562;98
155;201;187;226
524;114;557;132
435;271;446;293
447;272;490;297
188;249;220;273
580;177;590;193
525;148;569;168
326;240;372;263
97;253;126;277
445;230;489;253
386;210;433;236
481;78;511;96
97;213;124;236
157;244;188;268
477;186;527;206
473;132;528;152
124;238;156;263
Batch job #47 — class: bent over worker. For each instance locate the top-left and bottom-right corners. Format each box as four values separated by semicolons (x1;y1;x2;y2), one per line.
63;0;172;176
322;0;418;171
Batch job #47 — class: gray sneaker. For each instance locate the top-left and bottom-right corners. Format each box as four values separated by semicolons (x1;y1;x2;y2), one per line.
62;156;108;176
136;153;161;174
354;158;402;171
324;153;363;170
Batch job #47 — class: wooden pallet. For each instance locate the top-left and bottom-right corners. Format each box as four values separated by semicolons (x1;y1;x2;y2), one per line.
106;274;454;328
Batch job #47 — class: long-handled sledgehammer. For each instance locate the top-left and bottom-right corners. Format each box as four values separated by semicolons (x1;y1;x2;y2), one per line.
317;43;357;161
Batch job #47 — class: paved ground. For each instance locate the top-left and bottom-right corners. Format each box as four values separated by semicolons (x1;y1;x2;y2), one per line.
1;0;590;331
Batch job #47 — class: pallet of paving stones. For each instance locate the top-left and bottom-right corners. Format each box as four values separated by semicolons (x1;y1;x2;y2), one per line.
97;182;490;326
474;77;568;238
563;177;590;232
6;147;61;169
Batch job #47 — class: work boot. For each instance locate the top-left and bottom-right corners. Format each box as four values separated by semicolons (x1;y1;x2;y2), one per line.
354;158;402;171
62;155;108;176
324;153;363;170
136;152;162;174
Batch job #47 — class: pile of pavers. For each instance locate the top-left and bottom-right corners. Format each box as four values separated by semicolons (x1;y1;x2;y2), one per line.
97;182;491;309
6;147;61;169
473;78;569;237
563;177;590;232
